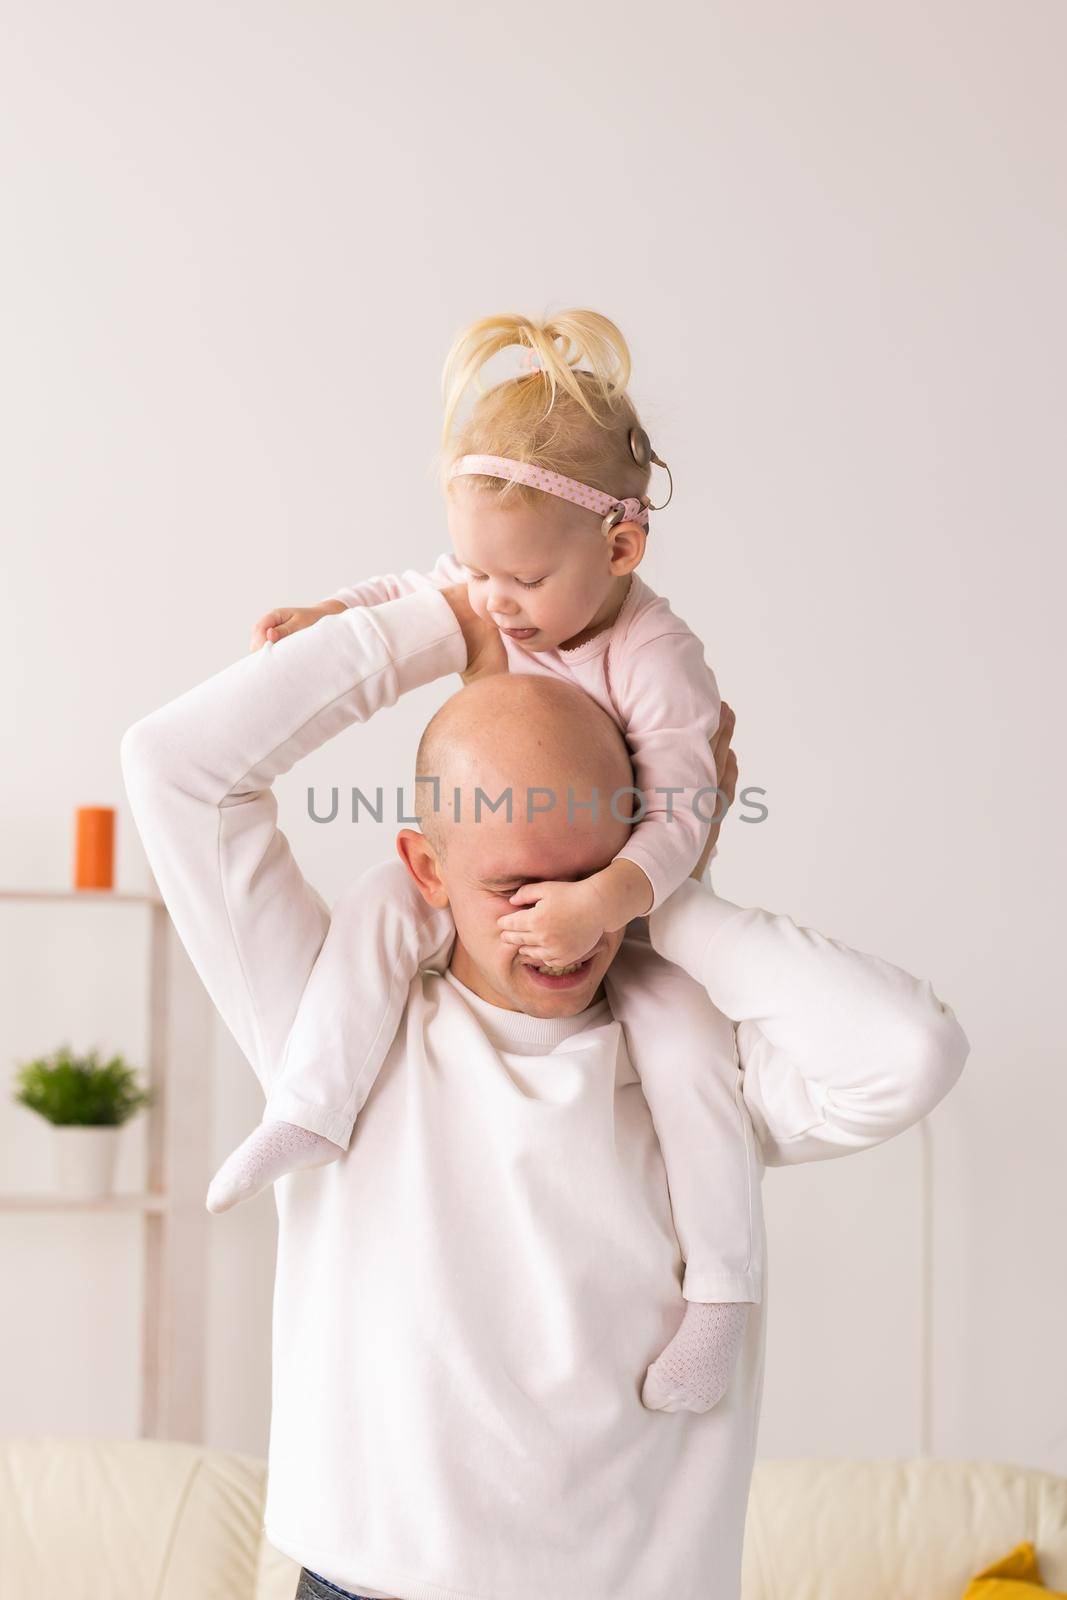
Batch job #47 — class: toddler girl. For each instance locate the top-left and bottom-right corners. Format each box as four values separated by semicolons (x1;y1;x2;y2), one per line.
207;308;764;1415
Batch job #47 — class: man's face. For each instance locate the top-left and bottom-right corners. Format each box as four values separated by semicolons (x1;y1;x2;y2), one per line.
402;794;633;1018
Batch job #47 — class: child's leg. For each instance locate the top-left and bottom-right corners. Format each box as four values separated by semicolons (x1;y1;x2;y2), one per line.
265;857;455;1140
206;857;455;1214
603;922;764;1413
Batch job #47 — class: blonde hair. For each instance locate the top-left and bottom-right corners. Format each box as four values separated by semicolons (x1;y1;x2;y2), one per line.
436;309;653;518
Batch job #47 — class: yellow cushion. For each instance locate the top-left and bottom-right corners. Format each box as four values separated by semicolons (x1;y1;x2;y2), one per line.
965;1540;1067;1597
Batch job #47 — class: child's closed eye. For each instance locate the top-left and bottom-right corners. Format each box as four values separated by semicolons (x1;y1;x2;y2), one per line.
463;571;545;590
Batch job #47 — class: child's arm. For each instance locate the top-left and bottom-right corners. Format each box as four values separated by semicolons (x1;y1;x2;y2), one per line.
250;551;468;650
325;549;468;610
497;627;720;966
607;624;721;913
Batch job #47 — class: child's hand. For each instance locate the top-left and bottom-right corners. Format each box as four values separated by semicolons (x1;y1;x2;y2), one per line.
496;880;607;969
249;600;345;653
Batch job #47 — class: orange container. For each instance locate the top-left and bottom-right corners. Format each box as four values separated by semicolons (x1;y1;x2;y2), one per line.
74;806;115;890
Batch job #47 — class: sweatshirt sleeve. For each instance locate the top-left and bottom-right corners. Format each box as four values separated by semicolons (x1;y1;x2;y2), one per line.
611;627;721;913
328;548;468;609
119;589;467;1097
647;878;969;1166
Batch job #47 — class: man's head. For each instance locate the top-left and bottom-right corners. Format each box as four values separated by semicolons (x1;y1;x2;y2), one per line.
395;674;635;1017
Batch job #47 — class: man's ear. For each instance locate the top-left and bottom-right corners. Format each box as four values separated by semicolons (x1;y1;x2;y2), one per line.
607;521;647;576
396;829;450;908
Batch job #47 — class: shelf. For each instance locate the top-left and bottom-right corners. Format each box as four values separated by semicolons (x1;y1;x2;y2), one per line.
0;882;211;1441
0;889;163;907
0;1192;167;1212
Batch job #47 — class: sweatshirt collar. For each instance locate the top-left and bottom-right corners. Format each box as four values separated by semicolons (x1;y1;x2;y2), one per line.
443;969;611;1055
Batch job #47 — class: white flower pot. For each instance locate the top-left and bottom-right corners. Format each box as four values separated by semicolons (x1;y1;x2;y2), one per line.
51;1125;121;1199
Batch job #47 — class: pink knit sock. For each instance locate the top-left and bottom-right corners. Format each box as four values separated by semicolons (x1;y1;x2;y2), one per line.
205;1119;345;1214
641;1300;749;1414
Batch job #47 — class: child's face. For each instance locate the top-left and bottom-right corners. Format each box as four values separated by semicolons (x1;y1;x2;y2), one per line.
446;487;622;653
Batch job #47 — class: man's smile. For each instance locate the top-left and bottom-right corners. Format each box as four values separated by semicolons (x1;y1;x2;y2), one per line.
515;937;607;991
519;953;597;989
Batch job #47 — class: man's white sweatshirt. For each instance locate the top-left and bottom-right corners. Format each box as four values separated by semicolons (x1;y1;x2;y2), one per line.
120;588;968;1600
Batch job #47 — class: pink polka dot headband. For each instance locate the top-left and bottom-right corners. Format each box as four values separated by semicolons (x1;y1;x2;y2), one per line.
449;429;673;540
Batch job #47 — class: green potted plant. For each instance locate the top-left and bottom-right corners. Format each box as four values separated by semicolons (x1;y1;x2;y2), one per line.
12;1044;154;1199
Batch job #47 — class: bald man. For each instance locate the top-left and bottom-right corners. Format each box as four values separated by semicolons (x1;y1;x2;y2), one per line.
401;667;655;1012
121;585;968;1600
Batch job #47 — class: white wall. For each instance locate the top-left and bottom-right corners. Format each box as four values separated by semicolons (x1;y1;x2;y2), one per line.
1;0;1063;1469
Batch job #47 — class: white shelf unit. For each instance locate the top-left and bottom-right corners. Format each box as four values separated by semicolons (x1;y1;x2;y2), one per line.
0;887;212;1442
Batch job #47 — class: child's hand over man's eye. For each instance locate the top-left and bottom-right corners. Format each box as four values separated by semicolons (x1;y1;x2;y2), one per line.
497;880;606;969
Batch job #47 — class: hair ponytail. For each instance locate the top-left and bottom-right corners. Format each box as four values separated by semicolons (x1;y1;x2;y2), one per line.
436;308;652;516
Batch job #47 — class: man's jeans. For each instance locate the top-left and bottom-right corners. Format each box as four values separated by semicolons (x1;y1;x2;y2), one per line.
295;1566;386;1599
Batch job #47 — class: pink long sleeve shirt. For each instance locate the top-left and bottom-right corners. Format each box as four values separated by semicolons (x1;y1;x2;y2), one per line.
331;554;722;913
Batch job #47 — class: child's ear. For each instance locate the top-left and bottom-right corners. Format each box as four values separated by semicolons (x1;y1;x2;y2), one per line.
607;522;647;576
396;828;450;909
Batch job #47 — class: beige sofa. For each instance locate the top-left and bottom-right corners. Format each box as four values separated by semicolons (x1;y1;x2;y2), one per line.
2;1436;1066;1598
